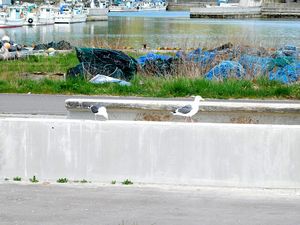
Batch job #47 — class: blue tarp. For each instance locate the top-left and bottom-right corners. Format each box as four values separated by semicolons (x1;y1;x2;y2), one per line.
59;5;68;14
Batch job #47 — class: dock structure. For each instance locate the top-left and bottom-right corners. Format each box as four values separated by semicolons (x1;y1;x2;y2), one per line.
86;8;108;21
261;3;300;18
190;1;300;18
190;6;261;18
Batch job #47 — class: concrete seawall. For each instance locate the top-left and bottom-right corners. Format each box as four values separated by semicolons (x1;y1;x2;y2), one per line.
1;118;300;188
65;98;300;124
190;3;300;18
190;7;262;18
87;8;108;21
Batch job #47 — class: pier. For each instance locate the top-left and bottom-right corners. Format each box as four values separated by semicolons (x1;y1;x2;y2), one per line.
189;1;300;18
190;6;261;18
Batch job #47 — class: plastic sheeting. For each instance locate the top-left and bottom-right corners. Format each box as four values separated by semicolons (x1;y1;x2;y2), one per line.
89;74;131;86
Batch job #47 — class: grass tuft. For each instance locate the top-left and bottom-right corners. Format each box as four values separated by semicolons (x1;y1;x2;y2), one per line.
122;179;133;185
29;175;39;183
13;176;22;181
57;178;68;183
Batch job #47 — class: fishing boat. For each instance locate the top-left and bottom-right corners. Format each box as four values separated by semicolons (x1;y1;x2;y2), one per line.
23;3;38;26
38;4;57;25
138;1;167;11
109;1;138;12
55;3;87;24
0;5;25;28
0;12;7;28
23;3;57;26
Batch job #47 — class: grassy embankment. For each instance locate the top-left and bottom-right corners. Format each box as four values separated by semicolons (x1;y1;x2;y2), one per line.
0;52;299;99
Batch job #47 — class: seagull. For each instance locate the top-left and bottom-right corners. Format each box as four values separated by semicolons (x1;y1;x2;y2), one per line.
89;104;108;120
172;96;205;122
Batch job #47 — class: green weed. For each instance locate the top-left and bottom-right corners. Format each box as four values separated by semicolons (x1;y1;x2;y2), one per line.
80;179;88;183
13;176;22;181
122;179;133;185
57;178;68;183
29;175;39;183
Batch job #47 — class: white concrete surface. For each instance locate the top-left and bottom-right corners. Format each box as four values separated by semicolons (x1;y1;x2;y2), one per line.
1;118;300;188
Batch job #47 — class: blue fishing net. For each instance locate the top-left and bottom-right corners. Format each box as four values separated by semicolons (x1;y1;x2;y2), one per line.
239;55;271;76
205;61;245;80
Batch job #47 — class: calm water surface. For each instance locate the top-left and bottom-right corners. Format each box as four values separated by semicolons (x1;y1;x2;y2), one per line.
0;11;299;48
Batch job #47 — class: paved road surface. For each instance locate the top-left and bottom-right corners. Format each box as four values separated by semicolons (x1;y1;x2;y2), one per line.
0;183;300;225
1;93;300;115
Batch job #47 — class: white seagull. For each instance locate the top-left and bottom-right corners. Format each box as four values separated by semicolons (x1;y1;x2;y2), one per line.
172;96;204;122
89;104;108;120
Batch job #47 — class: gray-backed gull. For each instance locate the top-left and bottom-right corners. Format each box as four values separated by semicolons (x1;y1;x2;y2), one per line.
172;96;204;122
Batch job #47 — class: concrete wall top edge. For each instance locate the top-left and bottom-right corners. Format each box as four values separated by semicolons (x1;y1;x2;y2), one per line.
1;117;300;129
65;98;300;113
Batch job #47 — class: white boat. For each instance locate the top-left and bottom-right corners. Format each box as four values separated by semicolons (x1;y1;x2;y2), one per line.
109;2;138;12
138;1;167;11
23;3;38;26
0;5;25;28
24;4;57;26
55;4;87;24
0;12;7;27
38;5;56;25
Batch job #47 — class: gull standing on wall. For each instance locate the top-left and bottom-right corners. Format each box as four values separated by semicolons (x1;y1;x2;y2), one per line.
172;96;204;122
89;104;109;120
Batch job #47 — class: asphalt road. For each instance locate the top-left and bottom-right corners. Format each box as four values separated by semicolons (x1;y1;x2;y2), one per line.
1;93;300;116
0;183;300;225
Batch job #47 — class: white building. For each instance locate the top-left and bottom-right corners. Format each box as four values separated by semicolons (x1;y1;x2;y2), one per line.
0;0;11;7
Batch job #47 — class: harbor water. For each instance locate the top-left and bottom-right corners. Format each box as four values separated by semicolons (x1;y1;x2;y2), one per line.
0;11;299;49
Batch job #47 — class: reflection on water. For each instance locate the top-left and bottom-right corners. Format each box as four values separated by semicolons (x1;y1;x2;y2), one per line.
0;11;299;48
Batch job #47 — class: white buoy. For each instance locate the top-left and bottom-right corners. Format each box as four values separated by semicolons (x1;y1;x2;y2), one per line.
2;35;10;43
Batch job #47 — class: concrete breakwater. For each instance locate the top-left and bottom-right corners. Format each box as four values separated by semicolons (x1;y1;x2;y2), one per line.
190;6;262;18
261;3;300;18
0;117;300;188
86;8;108;21
190;3;300;18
